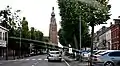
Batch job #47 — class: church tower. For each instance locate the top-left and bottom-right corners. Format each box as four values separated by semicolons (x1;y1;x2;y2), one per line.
49;7;58;44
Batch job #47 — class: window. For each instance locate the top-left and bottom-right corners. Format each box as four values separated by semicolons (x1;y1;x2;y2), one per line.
101;52;109;56
5;32;7;41
3;33;4;40
0;32;2;40
109;51;120;57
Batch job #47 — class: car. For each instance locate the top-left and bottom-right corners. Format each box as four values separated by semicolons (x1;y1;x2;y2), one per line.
92;50;120;66
47;51;62;62
81;50;97;61
93;50;106;55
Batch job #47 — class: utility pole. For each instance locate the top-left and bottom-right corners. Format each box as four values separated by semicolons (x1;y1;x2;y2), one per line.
79;16;82;62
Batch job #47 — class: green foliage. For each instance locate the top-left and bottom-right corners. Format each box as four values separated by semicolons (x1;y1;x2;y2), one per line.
21;17;29;38
30;27;35;40
30;27;43;41
58;29;66;46
58;0;111;48
43;36;49;42
0;6;44;53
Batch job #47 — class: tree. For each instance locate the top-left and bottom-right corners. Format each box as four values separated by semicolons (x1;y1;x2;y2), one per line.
34;30;43;41
58;0;111;49
21;17;29;38
58;0;90;49
58;29;66;46
30;27;35;40
0;6;22;37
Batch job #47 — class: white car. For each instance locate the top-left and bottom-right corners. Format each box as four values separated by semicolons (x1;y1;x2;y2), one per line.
47;51;62;62
92;50;120;66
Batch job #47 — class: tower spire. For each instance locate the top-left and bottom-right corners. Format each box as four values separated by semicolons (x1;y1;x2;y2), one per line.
51;7;55;16
52;7;54;11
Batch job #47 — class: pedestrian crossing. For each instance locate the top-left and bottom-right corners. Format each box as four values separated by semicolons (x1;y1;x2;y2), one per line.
17;58;48;61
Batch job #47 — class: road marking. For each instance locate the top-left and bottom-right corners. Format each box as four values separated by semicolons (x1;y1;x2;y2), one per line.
44;59;48;60
32;65;34;66
26;59;30;60
63;59;70;66
38;59;42;60
32;59;36;60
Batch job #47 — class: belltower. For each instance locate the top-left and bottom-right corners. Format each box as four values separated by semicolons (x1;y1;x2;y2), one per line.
49;7;58;44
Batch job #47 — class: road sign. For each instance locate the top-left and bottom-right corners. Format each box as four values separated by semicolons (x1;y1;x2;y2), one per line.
69;48;72;54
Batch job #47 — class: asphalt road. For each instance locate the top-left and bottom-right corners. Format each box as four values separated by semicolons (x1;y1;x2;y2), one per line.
0;55;68;66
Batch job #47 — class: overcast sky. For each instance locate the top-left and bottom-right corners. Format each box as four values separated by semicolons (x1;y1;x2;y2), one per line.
0;0;119;36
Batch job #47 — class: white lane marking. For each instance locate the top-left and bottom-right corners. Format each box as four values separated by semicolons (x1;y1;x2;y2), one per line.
32;59;36;60
26;59;30;60
63;59;70;66
44;59;48;60
38;59;42;60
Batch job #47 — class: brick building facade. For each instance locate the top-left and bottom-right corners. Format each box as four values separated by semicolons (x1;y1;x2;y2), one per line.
110;19;120;50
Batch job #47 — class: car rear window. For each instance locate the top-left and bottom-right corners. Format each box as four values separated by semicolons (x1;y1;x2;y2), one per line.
50;52;59;54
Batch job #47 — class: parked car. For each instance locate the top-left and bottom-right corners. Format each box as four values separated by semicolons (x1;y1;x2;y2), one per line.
81;50;97;61
47;51;62;62
93;50;106;55
92;50;120;66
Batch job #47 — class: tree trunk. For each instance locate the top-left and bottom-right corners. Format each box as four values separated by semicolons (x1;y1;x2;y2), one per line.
90;25;94;66
73;34;78;49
